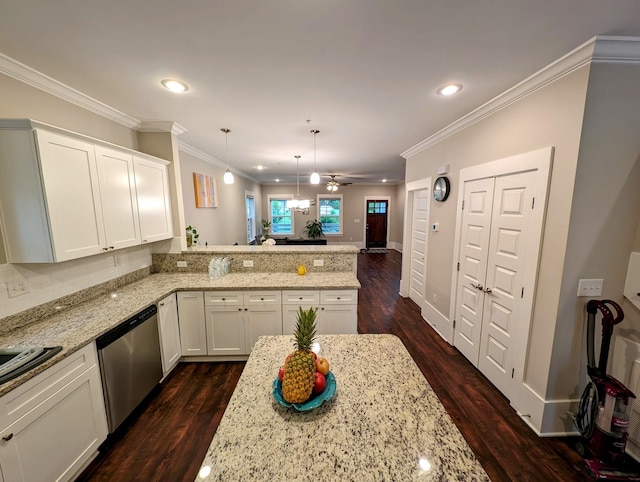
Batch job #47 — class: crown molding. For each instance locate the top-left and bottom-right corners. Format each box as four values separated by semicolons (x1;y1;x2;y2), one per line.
401;35;640;159
138;120;187;136
0;52;140;129
178;140;261;184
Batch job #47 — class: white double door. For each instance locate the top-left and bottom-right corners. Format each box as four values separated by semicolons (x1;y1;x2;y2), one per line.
454;170;538;399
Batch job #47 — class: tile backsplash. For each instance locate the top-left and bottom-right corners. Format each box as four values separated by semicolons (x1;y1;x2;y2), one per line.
0;246;152;322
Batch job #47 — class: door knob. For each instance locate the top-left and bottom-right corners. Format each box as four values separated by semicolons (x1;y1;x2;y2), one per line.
483;287;493;294
470;282;483;291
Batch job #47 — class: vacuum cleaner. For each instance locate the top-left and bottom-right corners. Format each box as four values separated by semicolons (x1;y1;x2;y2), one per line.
575;299;640;480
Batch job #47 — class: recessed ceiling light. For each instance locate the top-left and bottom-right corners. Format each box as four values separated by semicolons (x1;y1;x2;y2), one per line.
256;165;264;171
382;179;387;183
437;83;462;96
161;79;189;93
275;179;280;182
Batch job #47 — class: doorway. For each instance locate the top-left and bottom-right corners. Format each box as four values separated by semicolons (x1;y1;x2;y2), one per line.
451;147;552;401
365;199;389;248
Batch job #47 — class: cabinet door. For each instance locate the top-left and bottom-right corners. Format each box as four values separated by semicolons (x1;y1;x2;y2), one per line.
95;146;141;250
317;305;357;334
177;292;207;356
282;304;317;335
245;306;283;351
133;157;173;244
0;365;107;482
205;307;247;356
158;293;181;374
35;129;106;261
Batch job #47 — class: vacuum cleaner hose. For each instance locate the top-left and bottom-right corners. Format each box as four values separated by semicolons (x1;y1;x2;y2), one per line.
575;380;598;438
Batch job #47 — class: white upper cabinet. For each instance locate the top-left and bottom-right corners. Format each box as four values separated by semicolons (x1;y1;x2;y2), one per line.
0;119;173;263
95;146;141;250
133;156;173;244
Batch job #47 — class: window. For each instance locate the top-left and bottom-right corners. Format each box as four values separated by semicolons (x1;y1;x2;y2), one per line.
268;194;294;235
317;194;343;235
245;192;256;243
367;201;387;214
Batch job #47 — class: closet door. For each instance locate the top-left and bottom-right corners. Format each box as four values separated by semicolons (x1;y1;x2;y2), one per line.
453;178;495;364
478;170;536;397
409;189;430;307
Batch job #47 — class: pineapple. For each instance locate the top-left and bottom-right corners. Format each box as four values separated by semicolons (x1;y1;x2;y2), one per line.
282;307;318;404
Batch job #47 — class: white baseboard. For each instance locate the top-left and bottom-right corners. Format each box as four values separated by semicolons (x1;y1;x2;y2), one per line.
389;241;402;252
422;301;452;343
515;382;580;436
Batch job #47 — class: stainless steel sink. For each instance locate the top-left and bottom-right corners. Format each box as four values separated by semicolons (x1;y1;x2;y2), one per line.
0;346;63;384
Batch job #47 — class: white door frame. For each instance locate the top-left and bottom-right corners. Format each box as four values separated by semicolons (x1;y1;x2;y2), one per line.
399;178;431;299
362;196;391;248
449;147;553;404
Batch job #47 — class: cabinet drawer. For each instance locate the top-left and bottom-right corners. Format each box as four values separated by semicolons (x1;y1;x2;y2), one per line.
320;290;358;305
0;343;97;429
243;291;282;306
282;290;320;305
204;291;243;307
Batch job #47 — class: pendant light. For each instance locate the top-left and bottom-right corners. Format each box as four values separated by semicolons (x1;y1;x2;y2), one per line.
286;155;311;211
309;129;320;185
221;128;234;184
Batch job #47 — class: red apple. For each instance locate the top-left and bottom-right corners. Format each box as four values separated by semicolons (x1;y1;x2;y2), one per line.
313;372;326;394
278;366;285;382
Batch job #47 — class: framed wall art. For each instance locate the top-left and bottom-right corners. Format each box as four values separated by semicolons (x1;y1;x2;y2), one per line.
193;172;218;208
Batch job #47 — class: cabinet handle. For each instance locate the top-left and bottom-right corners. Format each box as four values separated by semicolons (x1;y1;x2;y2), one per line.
159;302;165;306
2;433;13;441
260;297;264;301
321;307;325;311
102;247;109;251
238;308;242;311
244;308;248;311
109;246;115;250
222;298;226;301
142;240;148;243
299;297;303;300
337;297;341;300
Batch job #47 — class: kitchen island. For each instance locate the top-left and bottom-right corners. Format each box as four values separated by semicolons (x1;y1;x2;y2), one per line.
197;334;489;481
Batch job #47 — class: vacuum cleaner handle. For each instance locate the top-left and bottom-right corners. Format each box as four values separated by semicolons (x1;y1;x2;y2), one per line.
586;300;624;375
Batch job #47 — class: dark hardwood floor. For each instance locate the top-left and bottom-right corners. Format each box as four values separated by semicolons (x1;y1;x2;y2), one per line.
78;250;591;481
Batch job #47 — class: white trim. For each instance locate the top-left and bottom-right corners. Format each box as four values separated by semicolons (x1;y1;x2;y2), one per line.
245;191;256;243
516;382;580;436
421;301;451;343
363;196;391;248
0;53;140;129
400;36;640;160
449;147;553;411
399;178;431;298
389;241;402;253
138;121;187;136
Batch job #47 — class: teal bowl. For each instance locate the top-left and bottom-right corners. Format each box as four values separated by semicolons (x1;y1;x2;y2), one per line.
273;371;336;411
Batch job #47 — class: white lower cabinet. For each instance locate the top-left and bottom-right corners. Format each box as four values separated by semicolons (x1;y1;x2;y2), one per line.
177;291;207;356
282;290;358;335
204;291;282;356
157;293;181;375
0;344;107;482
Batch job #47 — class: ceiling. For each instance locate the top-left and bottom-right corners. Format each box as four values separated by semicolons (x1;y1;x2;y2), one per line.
1;1;640;185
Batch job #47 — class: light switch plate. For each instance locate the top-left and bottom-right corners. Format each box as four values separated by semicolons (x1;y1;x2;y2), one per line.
577;278;603;297
7;281;30;298
314;259;324;267
177;261;187;268
243;260;254;268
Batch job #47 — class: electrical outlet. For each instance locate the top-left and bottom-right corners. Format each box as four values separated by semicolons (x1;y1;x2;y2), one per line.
7;281;30;298
577;278;603;297
243;260;254;268
314;259;324;267
432;293;437;303
177;261;188;268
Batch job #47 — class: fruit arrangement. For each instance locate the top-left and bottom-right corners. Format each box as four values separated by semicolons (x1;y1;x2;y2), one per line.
278;307;331;404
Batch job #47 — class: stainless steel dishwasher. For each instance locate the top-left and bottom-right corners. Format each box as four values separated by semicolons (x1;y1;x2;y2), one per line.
96;304;163;433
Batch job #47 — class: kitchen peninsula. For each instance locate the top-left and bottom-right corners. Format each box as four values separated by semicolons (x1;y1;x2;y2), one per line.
197;334;489;481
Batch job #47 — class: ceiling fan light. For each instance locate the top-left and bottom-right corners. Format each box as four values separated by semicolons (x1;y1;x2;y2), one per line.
223;169;235;184
310;171;320;184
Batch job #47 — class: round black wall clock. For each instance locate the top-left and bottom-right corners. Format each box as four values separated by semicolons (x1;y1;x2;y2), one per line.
433;176;450;202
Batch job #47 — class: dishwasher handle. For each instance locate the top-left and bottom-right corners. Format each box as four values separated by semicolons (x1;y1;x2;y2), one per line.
96;304;158;349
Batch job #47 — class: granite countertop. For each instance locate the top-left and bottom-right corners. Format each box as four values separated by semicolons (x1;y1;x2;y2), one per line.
0;272;360;397
197;334;489;481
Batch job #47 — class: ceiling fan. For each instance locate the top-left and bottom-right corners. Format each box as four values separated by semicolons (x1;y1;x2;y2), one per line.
326;175;352;192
